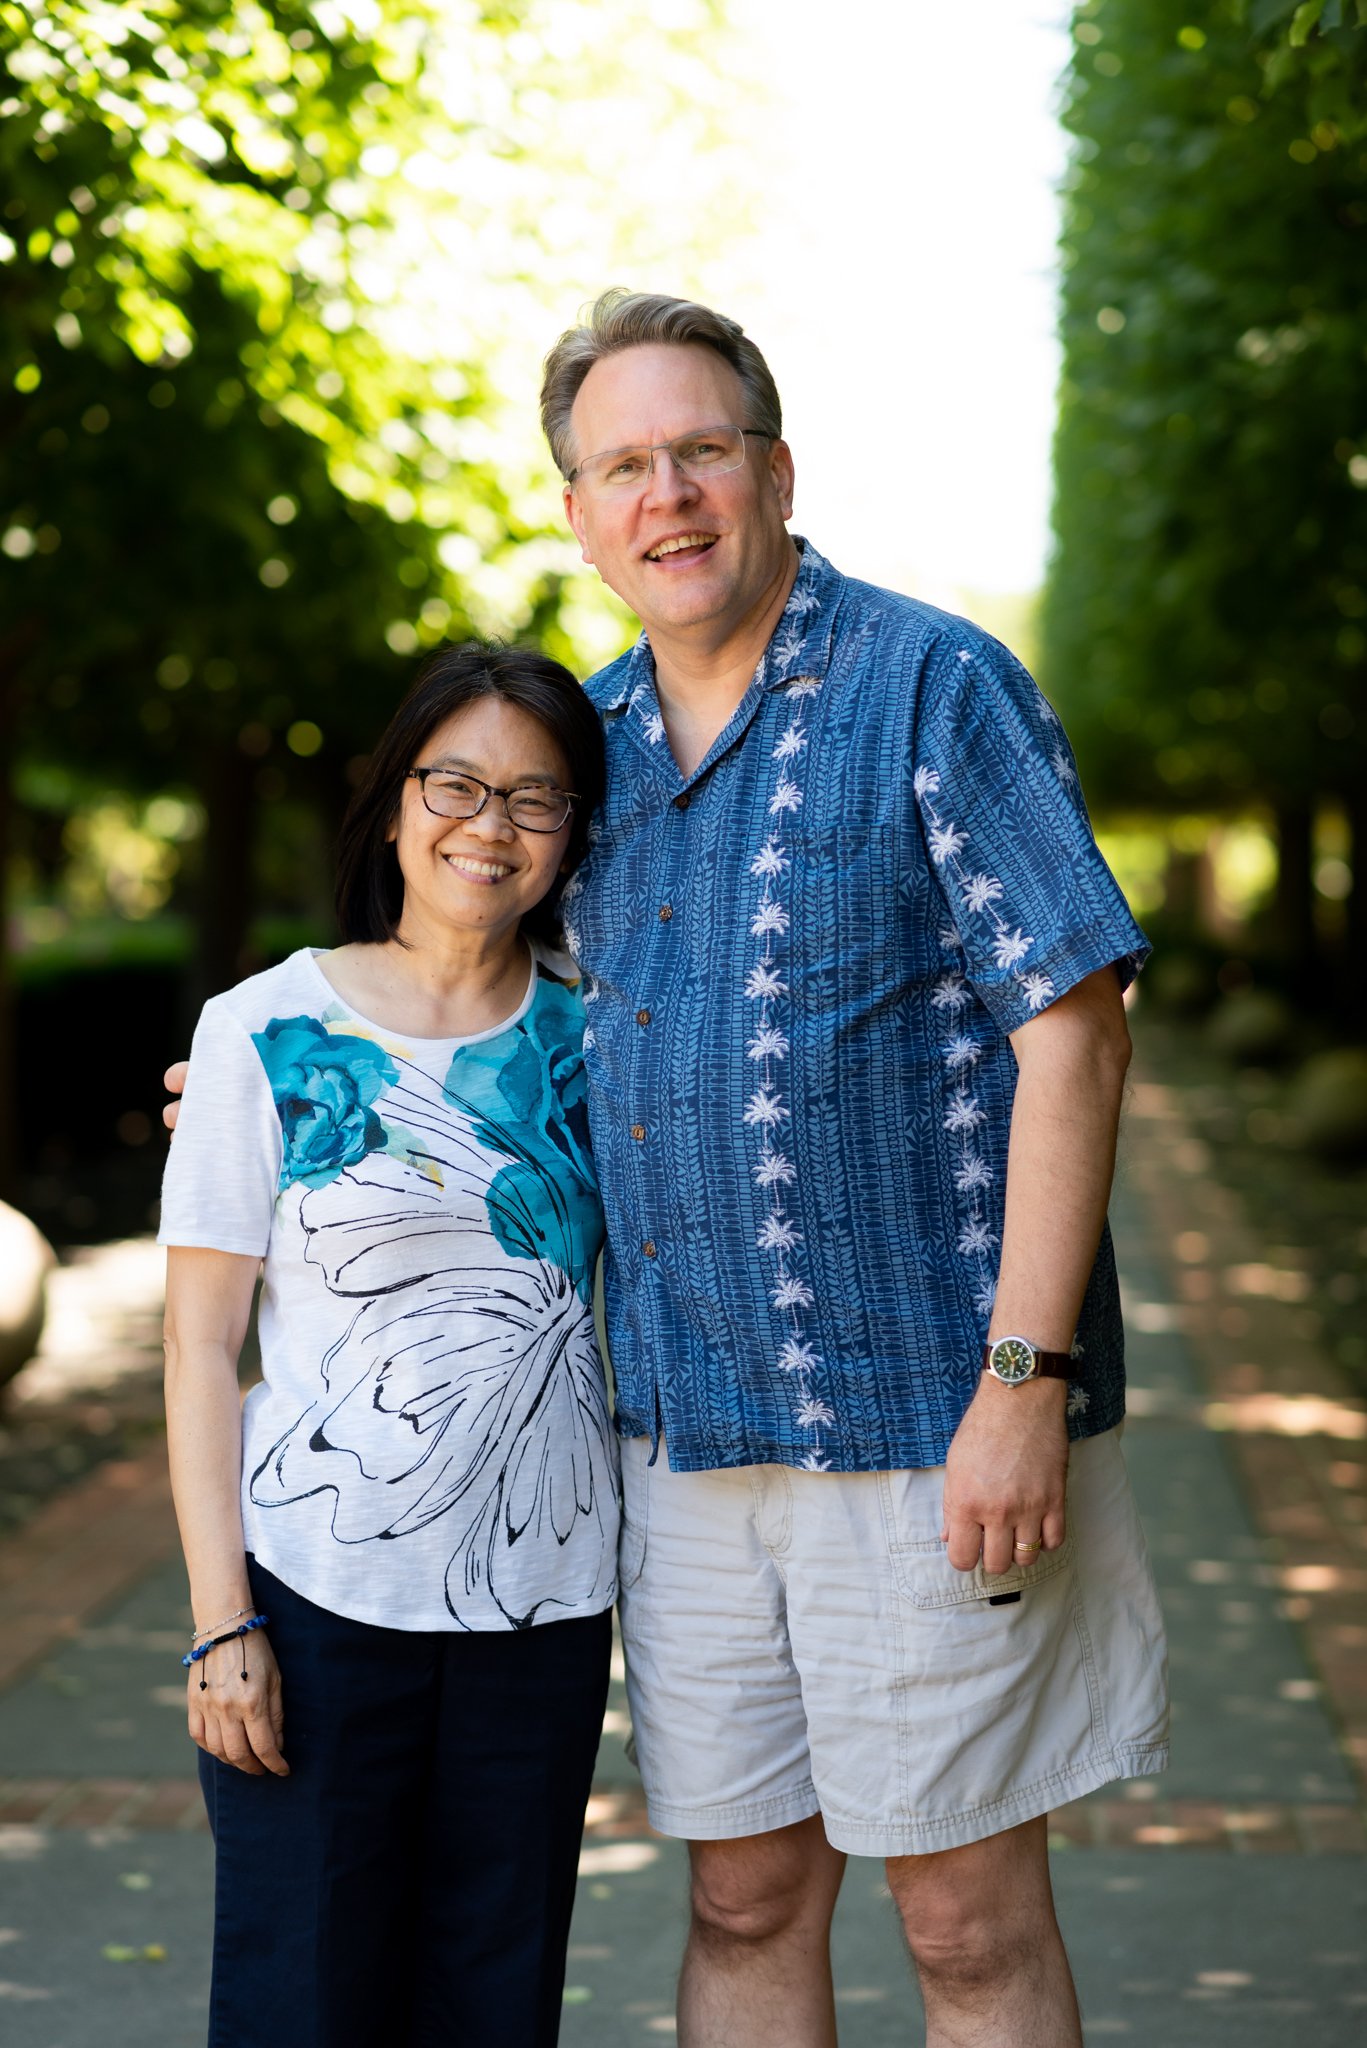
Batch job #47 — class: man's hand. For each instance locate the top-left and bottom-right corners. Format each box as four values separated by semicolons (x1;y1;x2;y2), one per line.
941;1376;1069;1576
163;1060;188;1133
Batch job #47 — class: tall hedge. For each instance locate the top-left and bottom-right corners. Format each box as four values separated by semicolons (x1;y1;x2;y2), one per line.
1041;0;1367;985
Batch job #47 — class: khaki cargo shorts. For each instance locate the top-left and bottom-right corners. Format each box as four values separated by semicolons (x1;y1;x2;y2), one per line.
617;1426;1169;1857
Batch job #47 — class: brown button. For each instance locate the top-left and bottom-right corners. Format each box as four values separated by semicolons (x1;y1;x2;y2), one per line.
642;1239;657;1258
658;904;673;922
630;1124;646;1142
674;792;691;810
636;1009;652;1028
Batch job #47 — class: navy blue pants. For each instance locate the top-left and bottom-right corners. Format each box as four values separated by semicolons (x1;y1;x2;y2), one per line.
198;1559;612;2048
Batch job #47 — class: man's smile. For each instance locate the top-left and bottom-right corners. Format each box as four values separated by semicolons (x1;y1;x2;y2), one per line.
644;531;720;563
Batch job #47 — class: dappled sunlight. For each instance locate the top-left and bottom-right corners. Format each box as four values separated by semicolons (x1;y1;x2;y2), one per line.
0;1827;49;1862
1206;1393;1367;1441
577;1841;659;1877
1126;1379;1367;1440
1225;1262;1312;1303
1280;1562;1367;1594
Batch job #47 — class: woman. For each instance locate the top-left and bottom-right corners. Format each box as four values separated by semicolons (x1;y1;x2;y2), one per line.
160;643;615;2048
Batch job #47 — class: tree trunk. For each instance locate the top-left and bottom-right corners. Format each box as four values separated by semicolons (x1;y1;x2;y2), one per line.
1345;781;1367;1028
0;753;15;1204
1272;799;1317;990
191;744;257;1014
0;631;35;1203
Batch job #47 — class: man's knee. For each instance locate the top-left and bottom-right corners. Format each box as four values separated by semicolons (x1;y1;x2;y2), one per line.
688;1825;838;1947
895;1888;1023;1993
886;1826;1057;1987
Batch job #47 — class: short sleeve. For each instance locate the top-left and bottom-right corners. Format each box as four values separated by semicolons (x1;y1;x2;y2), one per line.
910;630;1149;1036
157;999;283;1256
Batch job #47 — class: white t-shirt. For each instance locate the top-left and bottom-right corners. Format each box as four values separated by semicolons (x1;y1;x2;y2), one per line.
159;942;619;1633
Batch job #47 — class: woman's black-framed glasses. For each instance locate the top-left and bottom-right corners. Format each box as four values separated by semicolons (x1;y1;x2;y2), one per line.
407;767;577;833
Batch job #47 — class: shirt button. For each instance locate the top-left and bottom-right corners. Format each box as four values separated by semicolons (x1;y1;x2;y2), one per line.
642;1239;657;1258
636;1008;651;1027
674;792;691;810
659;904;673;922
630;1123;646;1142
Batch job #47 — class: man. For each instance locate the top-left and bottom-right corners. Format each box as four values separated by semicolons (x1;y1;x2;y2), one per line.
540;292;1167;2048
169;290;1168;2046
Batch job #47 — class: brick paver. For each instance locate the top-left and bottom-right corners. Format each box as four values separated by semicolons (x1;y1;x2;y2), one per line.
0;1443;175;1690
1125;1067;1367;1797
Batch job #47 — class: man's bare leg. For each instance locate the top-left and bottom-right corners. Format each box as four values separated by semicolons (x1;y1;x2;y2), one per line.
677;1814;846;2048
886;1815;1081;2048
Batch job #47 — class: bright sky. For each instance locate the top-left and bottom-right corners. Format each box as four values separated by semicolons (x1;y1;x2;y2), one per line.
385;0;1074;643
704;0;1073;601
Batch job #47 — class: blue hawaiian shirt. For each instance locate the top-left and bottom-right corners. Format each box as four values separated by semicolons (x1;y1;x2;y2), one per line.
563;541;1149;1475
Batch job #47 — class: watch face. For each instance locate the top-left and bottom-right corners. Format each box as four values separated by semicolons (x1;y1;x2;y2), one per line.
990;1338;1037;1385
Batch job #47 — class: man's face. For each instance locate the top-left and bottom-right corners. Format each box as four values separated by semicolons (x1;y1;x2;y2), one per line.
563;342;795;645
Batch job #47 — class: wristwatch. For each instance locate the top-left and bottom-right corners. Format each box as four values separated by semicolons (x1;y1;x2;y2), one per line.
982;1336;1073;1386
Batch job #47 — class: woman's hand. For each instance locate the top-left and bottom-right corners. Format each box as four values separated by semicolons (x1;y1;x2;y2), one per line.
187;1627;289;1777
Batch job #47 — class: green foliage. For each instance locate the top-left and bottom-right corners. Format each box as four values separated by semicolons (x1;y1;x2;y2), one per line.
0;0;496;794
1252;0;1367;48
1249;0;1367;152
0;0;745;1183
0;0;744;793
1041;0;1367;822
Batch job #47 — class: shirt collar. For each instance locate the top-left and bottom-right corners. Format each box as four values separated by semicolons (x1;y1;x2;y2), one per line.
598;537;842;713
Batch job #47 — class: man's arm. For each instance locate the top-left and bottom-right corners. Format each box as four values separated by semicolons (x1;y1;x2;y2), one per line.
941;963;1132;1575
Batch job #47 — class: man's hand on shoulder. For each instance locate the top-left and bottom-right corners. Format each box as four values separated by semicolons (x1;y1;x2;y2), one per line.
941;1375;1069;1576
163;1060;189;1134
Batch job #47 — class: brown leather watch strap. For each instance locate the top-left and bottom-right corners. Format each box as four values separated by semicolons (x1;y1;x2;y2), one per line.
981;1340;1074;1381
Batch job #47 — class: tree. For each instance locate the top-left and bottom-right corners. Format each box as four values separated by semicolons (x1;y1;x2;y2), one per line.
1040;0;1367;999
0;0;478;1185
0;0;740;1192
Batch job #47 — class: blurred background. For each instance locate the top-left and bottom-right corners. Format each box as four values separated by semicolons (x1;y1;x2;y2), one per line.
0;0;1364;1449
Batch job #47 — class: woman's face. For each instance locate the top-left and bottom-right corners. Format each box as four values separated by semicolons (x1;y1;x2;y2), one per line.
388;696;575;949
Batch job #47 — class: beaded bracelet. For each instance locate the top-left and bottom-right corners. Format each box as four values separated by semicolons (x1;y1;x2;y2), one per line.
190;1603;256;1645
180;1614;269;1690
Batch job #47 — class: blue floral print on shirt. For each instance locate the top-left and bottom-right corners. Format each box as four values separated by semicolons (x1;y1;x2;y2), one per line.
442;969;601;1300
252;1015;398;1191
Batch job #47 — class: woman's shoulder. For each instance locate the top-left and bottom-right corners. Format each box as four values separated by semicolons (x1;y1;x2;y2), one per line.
194;950;336;1064
200;949;327;1035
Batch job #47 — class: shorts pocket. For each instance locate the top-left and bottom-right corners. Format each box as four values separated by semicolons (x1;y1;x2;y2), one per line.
876;1470;1076;1608
886;1534;1075;1609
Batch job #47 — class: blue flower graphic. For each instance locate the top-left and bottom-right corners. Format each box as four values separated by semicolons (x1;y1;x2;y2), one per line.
443;970;601;1299
252;1015;398;1191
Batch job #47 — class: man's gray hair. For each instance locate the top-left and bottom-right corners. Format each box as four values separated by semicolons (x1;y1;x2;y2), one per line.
539;288;784;480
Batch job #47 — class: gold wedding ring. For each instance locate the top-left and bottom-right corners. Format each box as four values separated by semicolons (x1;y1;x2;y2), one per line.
1014;1539;1043;1553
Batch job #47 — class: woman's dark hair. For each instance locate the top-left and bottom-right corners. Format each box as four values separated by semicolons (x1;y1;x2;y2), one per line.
335;641;605;947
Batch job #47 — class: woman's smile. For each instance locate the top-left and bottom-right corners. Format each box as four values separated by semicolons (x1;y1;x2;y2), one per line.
441;850;517;884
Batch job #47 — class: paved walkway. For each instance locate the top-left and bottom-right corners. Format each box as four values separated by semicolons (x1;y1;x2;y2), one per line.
0;1063;1364;2044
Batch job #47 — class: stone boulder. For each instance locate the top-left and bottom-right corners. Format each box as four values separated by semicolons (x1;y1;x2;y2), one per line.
0;1202;56;1391
1204;988;1294;1067
1288;1048;1367;1162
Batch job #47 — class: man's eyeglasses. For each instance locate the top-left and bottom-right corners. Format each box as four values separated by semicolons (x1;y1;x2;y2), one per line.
407;769;577;833
567;423;770;497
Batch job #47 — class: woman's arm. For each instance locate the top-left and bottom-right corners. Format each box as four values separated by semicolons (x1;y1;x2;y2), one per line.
164;1246;288;1777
